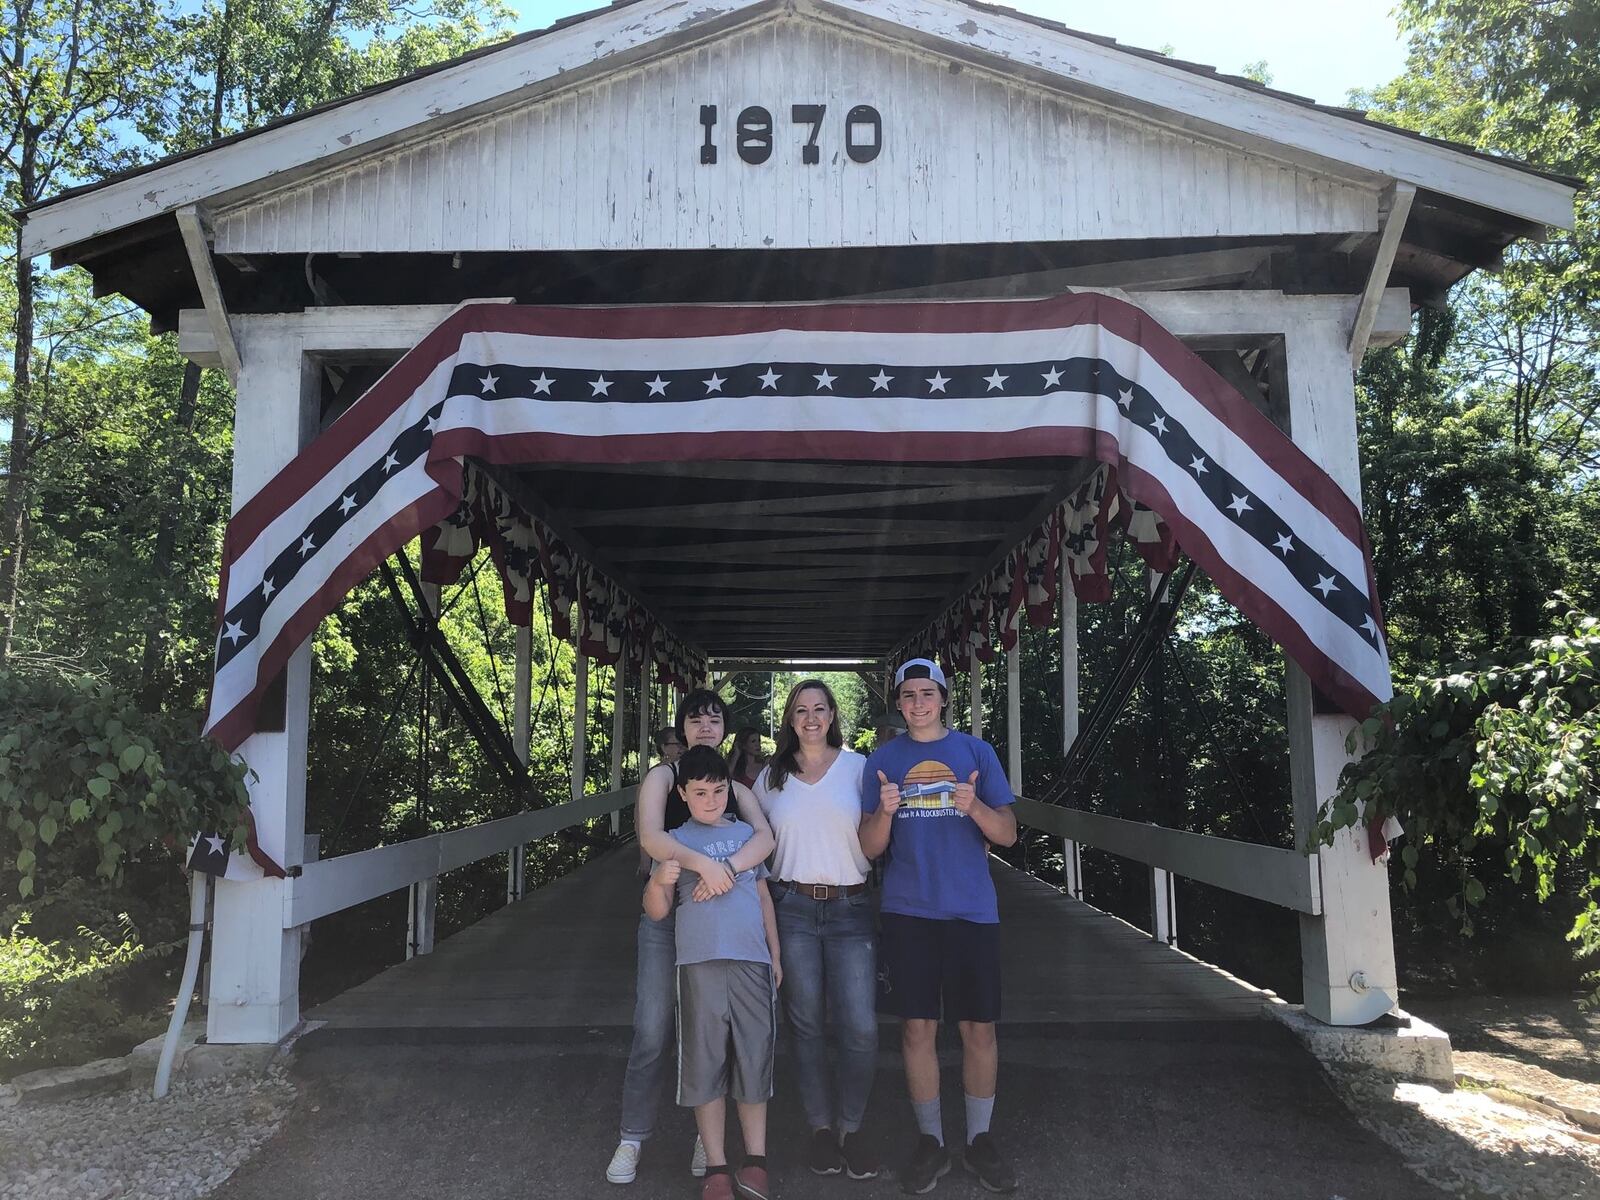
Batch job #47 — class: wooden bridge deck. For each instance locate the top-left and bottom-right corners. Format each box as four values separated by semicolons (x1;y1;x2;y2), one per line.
309;848;1268;1033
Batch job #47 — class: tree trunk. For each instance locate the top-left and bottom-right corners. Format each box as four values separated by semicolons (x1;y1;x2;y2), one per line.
0;138;38;665
138;360;204;709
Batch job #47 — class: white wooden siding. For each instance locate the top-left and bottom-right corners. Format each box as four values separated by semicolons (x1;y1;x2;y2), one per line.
213;18;1377;255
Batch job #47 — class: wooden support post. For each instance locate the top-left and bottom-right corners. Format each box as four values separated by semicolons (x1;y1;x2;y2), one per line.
969;653;983;739
1284;316;1399;1025
637;656;653;783
408;877;437;958
1005;641;1022;794
409;580;441;957
1348;182;1417;368
205;324;318;1044
572;649;589;802
1059;562;1082;896
1150;867;1177;946
508;625;531;903
610;662;627;834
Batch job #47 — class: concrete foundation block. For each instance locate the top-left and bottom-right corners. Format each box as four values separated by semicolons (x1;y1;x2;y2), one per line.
1265;1000;1454;1086
183;1040;284;1081
128;1019;207;1088
10;1057;131;1105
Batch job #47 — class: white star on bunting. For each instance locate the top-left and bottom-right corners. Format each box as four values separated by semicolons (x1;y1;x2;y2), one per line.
1188;456;1208;475
1227;494;1252;518
222;621;246;645
478;372;498;394
531;373;554;395
1314;575;1340;598
590;376;613;396
646;376;669;396
813;369;837;390
757;368;781;390
703;373;725;394
338;494;357;515
869;370;893;392
1150;414;1169;437
205;834;226;856
260;577;276;600
983;369;1008;391
382;452;400;473
424;414;439;432
1361;614;1381;640
1042;366;1063;388
1117;387;1135;410
926;371;950;393
1273;533;1294;555
298;535;317;558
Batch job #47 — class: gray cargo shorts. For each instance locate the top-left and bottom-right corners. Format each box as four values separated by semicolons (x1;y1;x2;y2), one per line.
675;959;776;1107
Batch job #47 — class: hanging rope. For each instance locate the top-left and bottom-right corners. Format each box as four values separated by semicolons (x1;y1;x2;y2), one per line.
469;561;513;741
324;657;420;850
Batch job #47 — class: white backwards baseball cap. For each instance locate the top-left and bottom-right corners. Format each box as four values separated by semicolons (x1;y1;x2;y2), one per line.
894;657;948;694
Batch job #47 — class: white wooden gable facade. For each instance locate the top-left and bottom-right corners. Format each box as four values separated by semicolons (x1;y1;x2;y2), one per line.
212;14;1378;256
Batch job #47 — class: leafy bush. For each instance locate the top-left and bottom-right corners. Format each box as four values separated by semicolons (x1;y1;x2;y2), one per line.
1315;604;1600;992
0;672;253;900
0;878;180;1075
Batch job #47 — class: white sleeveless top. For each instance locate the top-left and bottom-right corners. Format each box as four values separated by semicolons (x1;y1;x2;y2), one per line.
753;749;871;886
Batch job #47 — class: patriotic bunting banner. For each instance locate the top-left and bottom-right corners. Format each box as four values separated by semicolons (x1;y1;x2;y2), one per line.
205;293;1390;751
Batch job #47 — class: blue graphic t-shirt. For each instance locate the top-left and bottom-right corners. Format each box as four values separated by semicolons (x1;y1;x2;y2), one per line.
666;817;771;966
860;729;1014;924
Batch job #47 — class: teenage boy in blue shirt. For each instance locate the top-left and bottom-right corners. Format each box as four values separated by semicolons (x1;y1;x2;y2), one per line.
860;659;1018;1195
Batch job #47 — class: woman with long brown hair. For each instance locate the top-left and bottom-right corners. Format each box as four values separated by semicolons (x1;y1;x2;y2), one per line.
753;680;879;1181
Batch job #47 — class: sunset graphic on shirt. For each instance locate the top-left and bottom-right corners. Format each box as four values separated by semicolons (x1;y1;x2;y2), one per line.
900;760;958;810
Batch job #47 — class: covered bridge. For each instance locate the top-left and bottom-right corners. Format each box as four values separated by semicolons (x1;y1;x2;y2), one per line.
19;0;1576;1090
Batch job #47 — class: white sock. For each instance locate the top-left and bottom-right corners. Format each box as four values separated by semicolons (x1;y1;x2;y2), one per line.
965;1093;995;1140
619;1138;642;1150
913;1096;943;1145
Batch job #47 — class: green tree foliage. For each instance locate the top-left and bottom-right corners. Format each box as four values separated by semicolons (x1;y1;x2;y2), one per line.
1;0;181;663
1315;606;1599;991
0;671;252;900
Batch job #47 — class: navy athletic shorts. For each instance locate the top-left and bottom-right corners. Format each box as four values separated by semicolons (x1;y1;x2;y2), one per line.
876;912;1001;1024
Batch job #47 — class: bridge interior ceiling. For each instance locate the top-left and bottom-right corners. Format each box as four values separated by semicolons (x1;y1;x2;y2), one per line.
485;454;1094;661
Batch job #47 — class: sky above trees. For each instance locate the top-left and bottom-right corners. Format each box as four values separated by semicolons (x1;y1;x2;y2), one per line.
507;0;1410;105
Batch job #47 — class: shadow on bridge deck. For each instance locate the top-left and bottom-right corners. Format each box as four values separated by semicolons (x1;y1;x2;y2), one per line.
216;850;1438;1199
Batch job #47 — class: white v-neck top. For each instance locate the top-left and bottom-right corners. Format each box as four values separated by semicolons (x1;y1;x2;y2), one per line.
753;749;871;886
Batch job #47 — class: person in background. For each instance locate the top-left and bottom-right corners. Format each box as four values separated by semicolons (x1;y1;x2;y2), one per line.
754;681;879;1181
653;726;687;766
860;659;1019;1195
873;710;906;749
729;726;770;789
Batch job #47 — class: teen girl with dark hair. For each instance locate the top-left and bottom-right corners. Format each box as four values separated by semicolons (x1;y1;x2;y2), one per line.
606;688;776;1187
753;680;880;1181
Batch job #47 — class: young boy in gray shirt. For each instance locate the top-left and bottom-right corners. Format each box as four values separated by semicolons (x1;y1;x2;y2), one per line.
644;746;782;1200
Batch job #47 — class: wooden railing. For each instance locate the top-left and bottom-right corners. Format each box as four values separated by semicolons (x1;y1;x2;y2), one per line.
285;785;639;931
1013;796;1321;946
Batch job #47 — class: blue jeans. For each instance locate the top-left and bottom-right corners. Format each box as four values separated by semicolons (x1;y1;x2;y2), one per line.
773;887;879;1134
619;910;676;1140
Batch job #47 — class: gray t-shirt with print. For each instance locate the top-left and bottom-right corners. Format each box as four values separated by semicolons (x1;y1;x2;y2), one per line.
669;817;770;967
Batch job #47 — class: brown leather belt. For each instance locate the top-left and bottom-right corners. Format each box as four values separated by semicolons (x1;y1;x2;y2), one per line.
775;880;868;901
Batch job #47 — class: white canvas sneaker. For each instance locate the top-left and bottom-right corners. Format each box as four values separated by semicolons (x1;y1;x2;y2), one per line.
606;1141;641;1184
690;1135;708;1178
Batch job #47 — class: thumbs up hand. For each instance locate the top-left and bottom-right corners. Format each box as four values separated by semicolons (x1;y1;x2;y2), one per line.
877;769;902;816
953;769;981;816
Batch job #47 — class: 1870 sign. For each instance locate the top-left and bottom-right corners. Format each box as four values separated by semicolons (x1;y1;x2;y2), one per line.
698;104;882;165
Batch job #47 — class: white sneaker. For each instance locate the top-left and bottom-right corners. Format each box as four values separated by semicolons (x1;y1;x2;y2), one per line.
606;1141;641;1184
690;1135;707;1178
